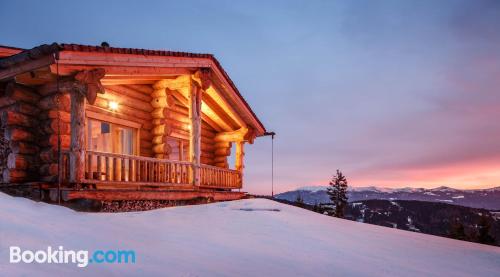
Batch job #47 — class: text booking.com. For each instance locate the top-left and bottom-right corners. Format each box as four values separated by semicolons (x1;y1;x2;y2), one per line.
9;246;136;268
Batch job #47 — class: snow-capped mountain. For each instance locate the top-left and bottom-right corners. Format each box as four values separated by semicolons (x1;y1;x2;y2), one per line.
276;186;500;210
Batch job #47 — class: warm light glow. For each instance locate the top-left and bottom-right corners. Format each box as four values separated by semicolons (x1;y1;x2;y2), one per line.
108;101;119;111
201;99;233;131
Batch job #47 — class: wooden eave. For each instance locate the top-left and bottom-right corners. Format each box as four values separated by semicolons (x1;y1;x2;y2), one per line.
0;55;55;82
55;50;266;136
0;44;266;136
0;45;23;58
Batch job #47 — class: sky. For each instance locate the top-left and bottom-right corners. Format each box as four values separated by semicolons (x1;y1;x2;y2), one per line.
1;0;500;194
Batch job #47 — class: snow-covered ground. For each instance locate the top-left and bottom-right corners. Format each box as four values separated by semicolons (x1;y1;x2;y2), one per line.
1;193;499;276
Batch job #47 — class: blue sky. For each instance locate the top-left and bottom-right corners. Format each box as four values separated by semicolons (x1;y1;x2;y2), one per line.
2;0;500;194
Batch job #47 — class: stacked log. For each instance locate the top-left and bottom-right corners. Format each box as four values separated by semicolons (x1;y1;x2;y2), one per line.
150;83;173;159
100;86;154;157
36;82;71;182
85;102;154;157
212;128;251;169
0;83;41;182
213;141;231;168
164;98;218;165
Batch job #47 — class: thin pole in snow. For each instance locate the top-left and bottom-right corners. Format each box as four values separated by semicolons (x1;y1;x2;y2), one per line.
271;133;274;198
55;53;61;205
263;132;276;198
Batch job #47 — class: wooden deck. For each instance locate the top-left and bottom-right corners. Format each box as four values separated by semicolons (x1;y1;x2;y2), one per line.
61;150;242;190
58;188;246;202
1;182;246;204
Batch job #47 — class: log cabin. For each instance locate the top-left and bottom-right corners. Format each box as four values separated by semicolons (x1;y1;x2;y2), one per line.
0;43;266;205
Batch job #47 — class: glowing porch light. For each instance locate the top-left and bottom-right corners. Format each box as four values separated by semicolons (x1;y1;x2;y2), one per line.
108;101;119;111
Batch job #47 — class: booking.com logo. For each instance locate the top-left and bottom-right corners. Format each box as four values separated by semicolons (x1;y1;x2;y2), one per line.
9;246;136;268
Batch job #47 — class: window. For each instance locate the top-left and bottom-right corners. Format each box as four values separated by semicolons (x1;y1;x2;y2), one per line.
86;118;137;155
166;137;188;161
86;117;139;181
177;138;188;161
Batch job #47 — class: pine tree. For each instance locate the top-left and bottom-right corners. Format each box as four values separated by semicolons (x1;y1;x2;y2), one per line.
312;202;319;213
327;169;349;218
449;219;467;241
295;193;304;208
475;215;495;245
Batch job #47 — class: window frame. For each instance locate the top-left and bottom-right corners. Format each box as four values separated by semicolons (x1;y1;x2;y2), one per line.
85;111;141;156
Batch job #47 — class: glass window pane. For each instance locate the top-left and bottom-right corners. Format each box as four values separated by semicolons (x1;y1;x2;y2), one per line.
86;118;137;181
113;126;134;155
87;119;112;153
87;119;136;155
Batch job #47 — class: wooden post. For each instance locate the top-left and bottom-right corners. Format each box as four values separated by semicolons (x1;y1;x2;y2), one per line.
69;89;86;183
235;141;245;172
189;81;202;186
68;69;105;183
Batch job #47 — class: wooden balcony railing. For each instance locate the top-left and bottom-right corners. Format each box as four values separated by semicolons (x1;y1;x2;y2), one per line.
199;164;242;189
84;150;191;185
60;150;241;189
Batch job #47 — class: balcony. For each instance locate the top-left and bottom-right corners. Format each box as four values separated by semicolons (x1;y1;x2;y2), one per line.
61;150;242;190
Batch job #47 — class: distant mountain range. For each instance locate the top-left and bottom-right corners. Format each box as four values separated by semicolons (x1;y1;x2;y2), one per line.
273;197;500;246
275;186;500;210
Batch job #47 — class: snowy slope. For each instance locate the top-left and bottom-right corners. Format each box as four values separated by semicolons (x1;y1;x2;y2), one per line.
0;193;499;277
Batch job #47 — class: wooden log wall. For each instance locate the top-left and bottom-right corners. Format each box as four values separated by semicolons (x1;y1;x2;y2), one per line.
213;141;231;168
89;85;154;157
70;83;218;165
0;83;42;182
164;96;218;166
36;83;71;182
0;79;237;184
150;84;173;159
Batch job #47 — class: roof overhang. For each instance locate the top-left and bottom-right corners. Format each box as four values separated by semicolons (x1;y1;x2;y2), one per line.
0;45;23;58
0;43;266;136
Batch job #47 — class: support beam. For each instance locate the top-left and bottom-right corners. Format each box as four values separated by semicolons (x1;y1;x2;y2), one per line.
205;86;246;127
154;75;191;96
50;64;194;78
68;69;105;183
69;89;85;183
202;92;239;129
38;68;105;104
235;141;245;172
74;68;106;104
154;73;236;132
189;80;202;186
200;101;234;131
215;127;255;143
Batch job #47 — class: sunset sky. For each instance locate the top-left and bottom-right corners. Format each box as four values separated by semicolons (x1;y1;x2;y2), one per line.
1;0;500;194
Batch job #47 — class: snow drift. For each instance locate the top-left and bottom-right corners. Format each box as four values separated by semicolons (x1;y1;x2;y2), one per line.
0;193;499;276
